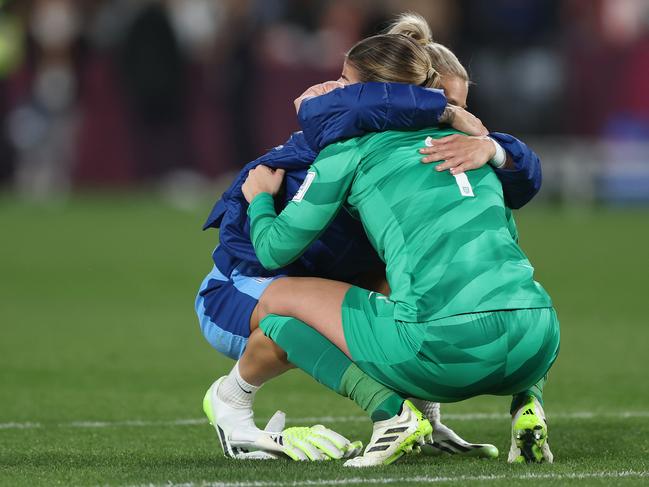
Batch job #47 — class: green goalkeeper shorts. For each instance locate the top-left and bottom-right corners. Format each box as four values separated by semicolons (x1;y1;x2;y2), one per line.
341;286;560;403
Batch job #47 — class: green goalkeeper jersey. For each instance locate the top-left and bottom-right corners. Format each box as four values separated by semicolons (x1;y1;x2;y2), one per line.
248;127;552;323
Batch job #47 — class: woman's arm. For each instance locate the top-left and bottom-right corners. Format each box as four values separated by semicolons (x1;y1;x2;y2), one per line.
244;140;361;270
488;132;542;209
297;82;447;152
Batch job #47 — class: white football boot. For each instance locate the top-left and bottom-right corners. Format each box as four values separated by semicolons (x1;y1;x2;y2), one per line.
508;396;553;463
203;376;284;459
410;399;499;458
203;377;363;461
344;400;432;467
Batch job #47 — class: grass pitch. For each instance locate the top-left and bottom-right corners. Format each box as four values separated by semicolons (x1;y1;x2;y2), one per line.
1;194;648;486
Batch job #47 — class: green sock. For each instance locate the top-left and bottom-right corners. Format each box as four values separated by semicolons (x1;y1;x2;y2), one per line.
340;363;404;421
260;314;404;421
510;374;547;414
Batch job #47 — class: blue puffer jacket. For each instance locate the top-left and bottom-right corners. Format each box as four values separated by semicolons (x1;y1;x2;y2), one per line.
203;83;542;279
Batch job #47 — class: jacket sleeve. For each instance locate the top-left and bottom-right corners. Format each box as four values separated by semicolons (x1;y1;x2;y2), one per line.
298;82;447;152
490;132;543;209
248;140;360;270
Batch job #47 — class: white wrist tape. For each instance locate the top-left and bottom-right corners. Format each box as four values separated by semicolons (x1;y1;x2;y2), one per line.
488;138;507;169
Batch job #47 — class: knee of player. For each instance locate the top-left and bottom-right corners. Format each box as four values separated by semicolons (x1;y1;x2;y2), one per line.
257;277;292;319
256;292;273;321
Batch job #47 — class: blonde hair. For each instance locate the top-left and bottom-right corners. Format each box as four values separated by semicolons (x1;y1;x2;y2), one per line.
346;13;439;89
388;12;469;83
426;43;469;82
386;12;433;44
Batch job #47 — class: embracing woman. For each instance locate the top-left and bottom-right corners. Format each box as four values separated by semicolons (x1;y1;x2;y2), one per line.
238;13;559;467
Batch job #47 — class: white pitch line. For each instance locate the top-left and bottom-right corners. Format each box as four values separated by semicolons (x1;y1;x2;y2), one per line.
119;470;649;487
2;410;649;431
66;419;207;428
0;421;42;430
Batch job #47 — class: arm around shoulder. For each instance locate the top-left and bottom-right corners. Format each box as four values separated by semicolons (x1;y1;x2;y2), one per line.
248;141;362;270
489;132;542;210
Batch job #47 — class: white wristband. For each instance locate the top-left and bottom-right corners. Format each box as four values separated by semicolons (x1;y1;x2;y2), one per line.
488;138;507;169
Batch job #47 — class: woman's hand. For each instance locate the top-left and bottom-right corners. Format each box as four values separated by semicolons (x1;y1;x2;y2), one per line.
419;134;496;174
439;105;489;136
294;81;346;114
242;166;286;203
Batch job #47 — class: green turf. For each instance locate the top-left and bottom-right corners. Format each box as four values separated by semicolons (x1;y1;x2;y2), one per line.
1;195;648;486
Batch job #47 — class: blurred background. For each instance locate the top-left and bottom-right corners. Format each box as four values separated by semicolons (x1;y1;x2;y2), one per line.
0;0;648;205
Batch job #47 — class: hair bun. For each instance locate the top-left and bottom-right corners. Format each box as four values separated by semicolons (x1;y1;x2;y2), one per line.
386;12;432;45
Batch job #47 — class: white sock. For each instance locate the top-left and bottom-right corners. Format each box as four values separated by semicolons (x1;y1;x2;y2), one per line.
217;362;260;409
410;399;441;425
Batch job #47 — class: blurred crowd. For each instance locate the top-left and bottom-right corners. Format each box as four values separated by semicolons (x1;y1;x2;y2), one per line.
0;0;648;194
